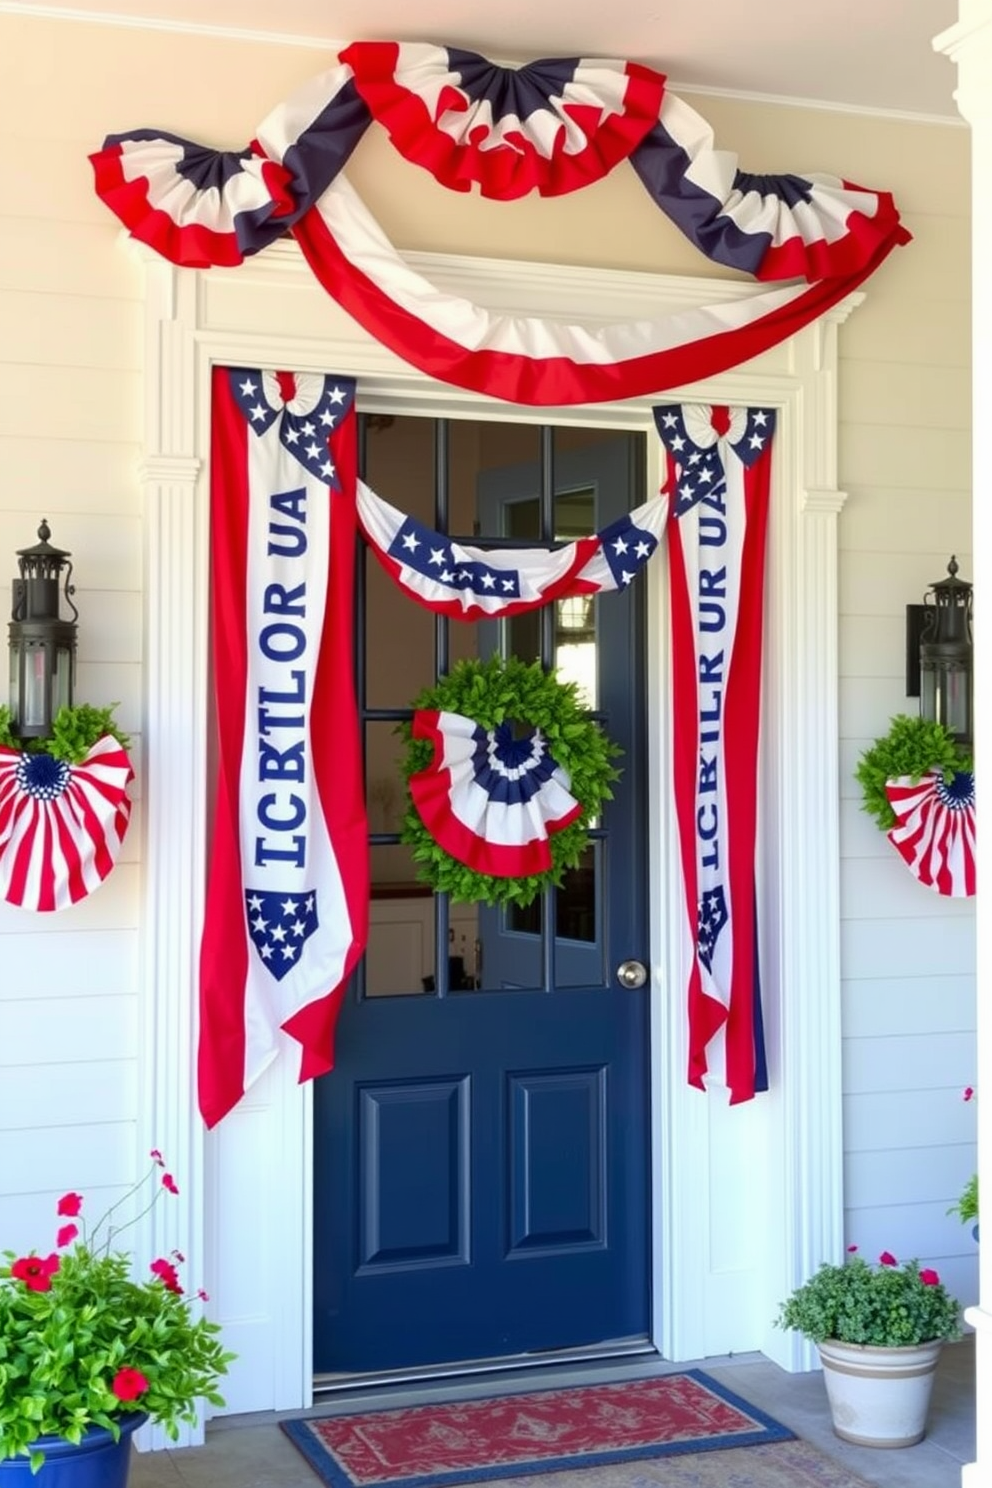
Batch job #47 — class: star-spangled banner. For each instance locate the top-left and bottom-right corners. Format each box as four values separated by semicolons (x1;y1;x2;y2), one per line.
89;45;908;406
885;769;976;898
358;480;668;619
656;402;772;1105
197;366;369;1128
0;735;133;912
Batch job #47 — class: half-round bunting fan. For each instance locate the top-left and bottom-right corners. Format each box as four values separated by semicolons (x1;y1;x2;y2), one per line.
885;769;976;898
0;735;134;912
339;42;667;199
409;710;582;877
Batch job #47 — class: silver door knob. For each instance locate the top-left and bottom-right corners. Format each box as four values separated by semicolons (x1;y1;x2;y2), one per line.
616;960;648;989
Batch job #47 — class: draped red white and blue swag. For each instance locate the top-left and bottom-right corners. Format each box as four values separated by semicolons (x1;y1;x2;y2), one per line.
656;403;772;1105
90;42;909;406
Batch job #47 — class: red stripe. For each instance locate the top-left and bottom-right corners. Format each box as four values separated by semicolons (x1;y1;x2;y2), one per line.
720;447;771;1104
282;396;369;1081
293;206;901;407
198;369;252;1129
666;485;726;1089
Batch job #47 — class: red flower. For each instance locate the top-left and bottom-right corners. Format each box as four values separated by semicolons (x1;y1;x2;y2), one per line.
964;1087;975;1102
879;1250;898;1266
161;1173;179;1196
150;1257;184;1295
56;1223;79;1248
920;1268;941;1286
197;1288;210;1302
56;1192;83;1217
11;1253;60;1292
111;1367;150;1401
149;1149;164;1166
846;1244;858;1253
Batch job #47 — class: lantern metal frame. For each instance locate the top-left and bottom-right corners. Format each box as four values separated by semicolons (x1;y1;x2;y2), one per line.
917;555;973;747
7;519;79;741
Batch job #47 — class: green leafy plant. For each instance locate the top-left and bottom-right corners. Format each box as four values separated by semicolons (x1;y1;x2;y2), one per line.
776;1248;961;1347
855;713;971;832
399;654;622;908
949;1173;978;1226
0;1155;233;1472
0;703;130;763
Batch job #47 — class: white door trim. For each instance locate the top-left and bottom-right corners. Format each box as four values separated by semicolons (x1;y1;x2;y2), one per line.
134;235;856;1433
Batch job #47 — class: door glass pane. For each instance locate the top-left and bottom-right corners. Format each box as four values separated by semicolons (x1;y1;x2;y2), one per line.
507;844;601;946
366;846;432;998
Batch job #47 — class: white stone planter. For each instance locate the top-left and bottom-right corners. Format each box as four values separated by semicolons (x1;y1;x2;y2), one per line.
817;1338;943;1448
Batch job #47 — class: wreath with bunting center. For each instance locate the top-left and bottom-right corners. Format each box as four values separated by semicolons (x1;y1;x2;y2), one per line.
399;655;621;907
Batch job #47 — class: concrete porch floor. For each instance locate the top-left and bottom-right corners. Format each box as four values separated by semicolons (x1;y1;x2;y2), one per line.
128;1337;975;1488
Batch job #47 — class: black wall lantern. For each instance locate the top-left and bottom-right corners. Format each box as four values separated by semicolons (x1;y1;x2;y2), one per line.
8;519;78;740
908;555;974;747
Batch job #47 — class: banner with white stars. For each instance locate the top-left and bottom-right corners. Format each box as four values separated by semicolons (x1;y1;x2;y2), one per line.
357;480;668;619
655;402;773;1105
198;366;369;1129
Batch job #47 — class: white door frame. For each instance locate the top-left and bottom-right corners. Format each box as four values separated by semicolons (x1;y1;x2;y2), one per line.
133;236;856;1437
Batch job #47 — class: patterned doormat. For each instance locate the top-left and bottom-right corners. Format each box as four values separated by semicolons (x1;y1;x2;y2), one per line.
280;1372;800;1488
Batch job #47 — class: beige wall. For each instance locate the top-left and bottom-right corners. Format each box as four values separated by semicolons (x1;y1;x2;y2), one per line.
0;13;976;1302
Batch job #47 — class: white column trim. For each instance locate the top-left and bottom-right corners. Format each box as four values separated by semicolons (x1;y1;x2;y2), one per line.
136;260;209;1449
138;238;855;1415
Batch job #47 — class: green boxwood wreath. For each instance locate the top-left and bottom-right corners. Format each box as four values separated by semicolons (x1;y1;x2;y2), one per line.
855;713;972;832
399;655;622;907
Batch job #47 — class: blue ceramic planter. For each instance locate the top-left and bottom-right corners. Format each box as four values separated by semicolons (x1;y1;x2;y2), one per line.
0;1413;145;1485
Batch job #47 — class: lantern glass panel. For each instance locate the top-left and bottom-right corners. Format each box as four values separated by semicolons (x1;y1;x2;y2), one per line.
8;649;19;724
943;667;970;739
22;645;50;730
53;643;73;715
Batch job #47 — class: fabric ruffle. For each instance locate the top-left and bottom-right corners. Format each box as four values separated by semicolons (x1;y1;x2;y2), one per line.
340;41;666;199
0;735;133;912
885;770;976;898
409;710;583;877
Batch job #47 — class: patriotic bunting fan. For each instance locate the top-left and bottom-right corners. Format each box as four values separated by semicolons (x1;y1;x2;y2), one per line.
409;709;583;877
401;655;621;909
0;735;134;912
885;770;976;898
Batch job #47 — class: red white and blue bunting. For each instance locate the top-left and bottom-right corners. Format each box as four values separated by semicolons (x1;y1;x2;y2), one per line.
885;769;976;898
358;480;667;619
89;42;908;406
409;709;583;876
0;735;133;912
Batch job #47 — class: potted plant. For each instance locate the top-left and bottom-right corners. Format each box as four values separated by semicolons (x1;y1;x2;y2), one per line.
776;1247;961;1448
0;1152;234;1482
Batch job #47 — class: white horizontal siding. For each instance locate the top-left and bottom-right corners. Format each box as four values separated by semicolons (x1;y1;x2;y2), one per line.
836;169;976;1309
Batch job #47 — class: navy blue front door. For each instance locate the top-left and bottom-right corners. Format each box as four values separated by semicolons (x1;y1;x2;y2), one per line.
313;421;651;1376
